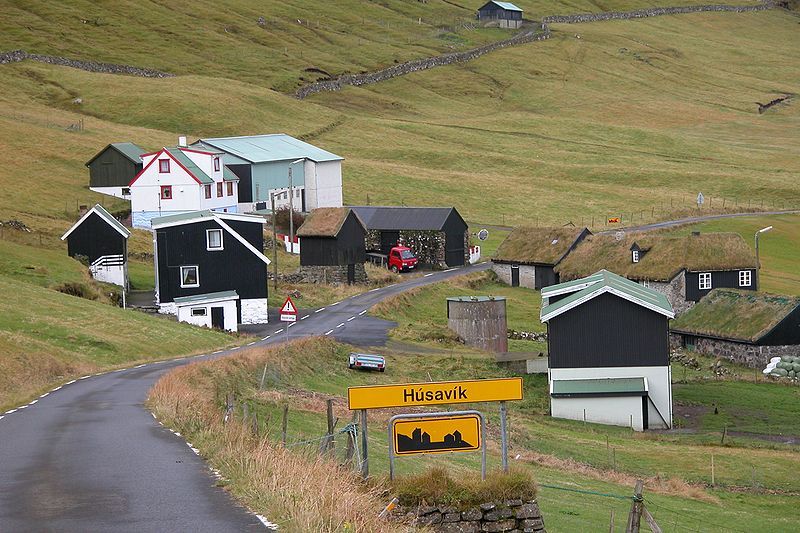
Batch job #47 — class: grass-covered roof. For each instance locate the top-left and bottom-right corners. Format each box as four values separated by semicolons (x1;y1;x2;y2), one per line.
297;207;360;237
493;226;588;265
556;232;756;282
670;289;800;342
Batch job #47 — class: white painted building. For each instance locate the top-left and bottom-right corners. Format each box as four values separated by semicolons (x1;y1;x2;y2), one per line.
174;291;240;332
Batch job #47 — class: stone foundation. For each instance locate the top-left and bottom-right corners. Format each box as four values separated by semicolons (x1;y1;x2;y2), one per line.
492;262;536;290
669;333;799;369
299;264;367;284
241;298;269;324
400;500;546;533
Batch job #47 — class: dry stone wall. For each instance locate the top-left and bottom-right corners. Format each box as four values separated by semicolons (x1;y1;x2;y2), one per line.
298;264;367;284
669;333;799;368
542;2;777;23
398;499;546;533
0;50;173;78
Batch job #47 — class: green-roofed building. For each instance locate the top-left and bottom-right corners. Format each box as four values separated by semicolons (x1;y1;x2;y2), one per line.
541;270;674;431
86;142;146;199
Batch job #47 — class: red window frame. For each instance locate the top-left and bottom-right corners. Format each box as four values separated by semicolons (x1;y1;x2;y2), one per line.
204;184;212;199
226;182;234;196
216;182;223;197
214;157;220;172
158;159;170;173
160;185;172;200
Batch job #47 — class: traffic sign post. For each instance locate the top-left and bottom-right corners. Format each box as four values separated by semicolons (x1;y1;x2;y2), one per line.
280;295;298;322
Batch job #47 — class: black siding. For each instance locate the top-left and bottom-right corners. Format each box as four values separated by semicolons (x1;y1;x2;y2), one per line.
443;209;468;267
685;269;757;302
88;147;142;188
534;265;558;290
548;292;669;368
300;212;366;266
156;219;267;303
66;212;126;263
227;164;252;203
759;306;800;345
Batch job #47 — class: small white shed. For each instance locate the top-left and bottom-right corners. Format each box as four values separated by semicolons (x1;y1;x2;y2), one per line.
174;291;239;332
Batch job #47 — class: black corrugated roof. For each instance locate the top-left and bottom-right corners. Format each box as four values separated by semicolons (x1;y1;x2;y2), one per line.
350;206;464;231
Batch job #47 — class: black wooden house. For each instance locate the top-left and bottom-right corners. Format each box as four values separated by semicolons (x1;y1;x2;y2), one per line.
151;211;271;327
86;142;145;198
477;1;523;28
61;204;131;288
351;206;469;268
297;208;367;284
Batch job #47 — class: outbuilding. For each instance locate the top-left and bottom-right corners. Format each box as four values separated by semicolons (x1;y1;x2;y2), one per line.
296;207;367;284
477;1;523;29
541;270;675;431
86;142;145;199
351;206;469;268
61;204;130;287
174;291;240;332
492;226;591;290
670;289;800;368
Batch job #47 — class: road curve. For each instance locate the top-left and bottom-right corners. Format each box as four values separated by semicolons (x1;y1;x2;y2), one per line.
0;262;490;531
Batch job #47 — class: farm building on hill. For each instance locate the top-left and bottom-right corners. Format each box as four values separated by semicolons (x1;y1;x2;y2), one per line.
492;226;591;290
296;207;367;284
61;204;130;288
670;289;800;368
129;144;239;228
477;1;523;29
151;210;270;330
350;206;469;268
541;270;675;431
192;134;343;214
555;232;757;314
86;142;145;199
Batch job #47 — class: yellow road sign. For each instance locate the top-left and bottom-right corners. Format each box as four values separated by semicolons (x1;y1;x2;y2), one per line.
347;377;522;410
393;414;481;455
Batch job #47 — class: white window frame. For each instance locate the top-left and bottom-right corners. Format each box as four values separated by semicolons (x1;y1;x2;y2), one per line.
180;265;200;288
191;307;207;317
739;270;752;287
206;229;223;251
698;272;712;290
632;250;640;263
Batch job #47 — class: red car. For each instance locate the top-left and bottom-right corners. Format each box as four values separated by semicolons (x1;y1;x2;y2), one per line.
388;246;418;273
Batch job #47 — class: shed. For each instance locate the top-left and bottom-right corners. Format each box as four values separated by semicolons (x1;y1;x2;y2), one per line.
297;207;367;284
351;206;469;268
61;204;130;287
492;226;591;289
447;296;508;352
174;291;239;332
541;270;675;431
670;289;800;368
86;142;145;199
477;1;523;28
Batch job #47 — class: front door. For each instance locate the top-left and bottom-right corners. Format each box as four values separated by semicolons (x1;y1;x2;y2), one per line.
347;263;356;284
511;265;520;287
211;307;224;330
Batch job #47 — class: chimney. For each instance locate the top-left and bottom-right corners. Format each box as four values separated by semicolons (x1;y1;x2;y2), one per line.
178;135;187;147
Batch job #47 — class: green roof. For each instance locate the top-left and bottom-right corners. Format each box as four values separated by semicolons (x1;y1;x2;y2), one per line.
222;165;238;182
540;270;674;322
165;147;213;184
174;290;239;305
86;142;145;166
551;377;646;397
151;210;265;227
488;1;523;12
671;289;800;343
493;226;589;265
297;207;362;237
446;296;506;302
197;134;343;164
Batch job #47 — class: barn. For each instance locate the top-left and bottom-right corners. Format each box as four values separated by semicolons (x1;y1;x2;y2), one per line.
351;206;469;268
296;207;367;284
86;142;145;199
670;289;800;368
541;270;675;431
477;1;523;29
151;210;270;330
492;226;591;290
61;204;130;287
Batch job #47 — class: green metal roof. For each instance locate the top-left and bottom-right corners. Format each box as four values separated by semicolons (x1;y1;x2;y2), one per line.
151;210;265;227
85;142;146;166
446;296;507;302
541;271;605;298
174;290;239;305
165;147;213;184
222;165;238;182
489;1;523;12
198;134;343;164
540;270;674;322
551;377;646;397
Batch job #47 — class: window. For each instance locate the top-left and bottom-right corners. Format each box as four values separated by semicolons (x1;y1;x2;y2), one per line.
739;270;752;287
226;182;234;196
159;159;170;173
204;184;212;199
191;307;207;317
206;229;223;251
121;187;130;196
698;272;712;290
213;157;220;172
216;182;223;198
160;185;172;200
632;250;640;263
180;266;199;288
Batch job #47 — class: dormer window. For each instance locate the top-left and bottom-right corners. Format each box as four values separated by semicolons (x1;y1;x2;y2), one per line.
159;159;170;173
214;157;220;172
632;250;640;263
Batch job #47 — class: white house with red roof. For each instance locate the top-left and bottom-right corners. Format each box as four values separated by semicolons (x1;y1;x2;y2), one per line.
129;138;239;228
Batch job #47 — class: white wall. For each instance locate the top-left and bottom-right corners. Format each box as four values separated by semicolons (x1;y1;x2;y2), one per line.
89;186;130;200
90;261;126;287
551;395;646;431
176;299;238;332
241;298;269;324
491;263;536;289
549;366;672;430
304;160;342;210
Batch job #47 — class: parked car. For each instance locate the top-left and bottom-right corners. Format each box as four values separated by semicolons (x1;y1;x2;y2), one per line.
388;246;418;273
348;353;386;372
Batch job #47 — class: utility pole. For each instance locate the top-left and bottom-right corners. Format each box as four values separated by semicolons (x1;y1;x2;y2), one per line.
271;191;278;291
755;226;772;291
288;158;305;254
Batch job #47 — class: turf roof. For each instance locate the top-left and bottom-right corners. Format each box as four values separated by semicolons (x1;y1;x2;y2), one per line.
493;226;589;265
670;289;800;343
297;207;362;237
556;232;756;282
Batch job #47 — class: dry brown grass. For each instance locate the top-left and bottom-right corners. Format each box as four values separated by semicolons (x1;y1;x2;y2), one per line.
296;207;356;237
147;338;407;533
493;226;589;265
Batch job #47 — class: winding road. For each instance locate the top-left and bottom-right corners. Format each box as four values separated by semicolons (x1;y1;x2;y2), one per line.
0;262;490;531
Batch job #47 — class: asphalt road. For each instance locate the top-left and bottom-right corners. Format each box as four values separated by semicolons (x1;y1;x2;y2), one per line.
0;262;490;532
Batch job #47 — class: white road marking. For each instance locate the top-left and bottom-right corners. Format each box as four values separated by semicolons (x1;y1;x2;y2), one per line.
387;283;397;288
79;375;91;379
444;268;456;272
113;368;124;373
29;400;38;405
65;380;76;385
275;328;283;334
18;405;27;410
5;409;17;414
287;322;295;328
347;316;355;322
330;301;340;306
301;315;309;320
315;308;326;313
0;416;4;421
256;515;280;529
369;287;381;292
324;330;334;336
133;365;146;369
247;342;256;346
52;386;62;392
424;273;435;277
151;413;157;419
336;323;345;328
262;337;270;341
213;350;223;354
358;310;367;316
39;393;49;398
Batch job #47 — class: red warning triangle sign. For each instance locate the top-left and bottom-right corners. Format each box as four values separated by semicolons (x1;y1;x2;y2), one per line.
280;296;297;315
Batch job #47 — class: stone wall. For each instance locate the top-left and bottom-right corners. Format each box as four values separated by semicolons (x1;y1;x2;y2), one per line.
669;333;800;368
0;49;173;77
401;500;545;533
298;263;368;284
541;2;776;23
492;262;536;290
641;272;694;315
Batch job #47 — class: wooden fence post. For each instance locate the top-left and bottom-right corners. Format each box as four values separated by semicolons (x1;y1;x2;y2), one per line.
281;404;289;445
625;479;643;533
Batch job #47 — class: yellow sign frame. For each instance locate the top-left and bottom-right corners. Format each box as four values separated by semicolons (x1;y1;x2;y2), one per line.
392;414;481;455
347;377;522;410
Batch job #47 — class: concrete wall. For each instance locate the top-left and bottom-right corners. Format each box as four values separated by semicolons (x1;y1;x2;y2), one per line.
669;333;799;369
447;298;508;353
551;395;646;431
241;298;269;325
176;298;238;332
492;262;536;289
